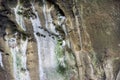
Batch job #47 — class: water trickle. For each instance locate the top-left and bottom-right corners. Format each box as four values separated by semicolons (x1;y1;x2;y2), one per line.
42;0;58;35
8;37;30;80
14;4;26;31
58;16;67;36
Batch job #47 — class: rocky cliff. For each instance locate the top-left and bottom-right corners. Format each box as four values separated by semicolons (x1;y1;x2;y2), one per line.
0;0;120;80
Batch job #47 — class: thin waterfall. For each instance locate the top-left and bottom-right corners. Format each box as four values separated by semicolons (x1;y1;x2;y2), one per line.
0;51;4;68
14;3;26;31
42;1;68;80
30;2;60;79
116;70;120;80
58;16;67;36
57;14;67;48
20;39;30;80
9;38;18;80
8;37;30;80
6;2;31;80
42;1;58;68
30;4;45;80
42;0;58;35
10;0;68;80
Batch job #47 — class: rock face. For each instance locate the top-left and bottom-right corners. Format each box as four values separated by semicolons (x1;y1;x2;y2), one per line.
0;0;120;80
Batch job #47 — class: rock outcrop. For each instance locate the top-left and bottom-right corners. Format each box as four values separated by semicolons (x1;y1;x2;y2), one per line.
0;0;120;80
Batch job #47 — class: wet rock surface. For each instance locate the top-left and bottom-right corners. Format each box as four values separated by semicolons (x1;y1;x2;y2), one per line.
0;0;120;80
